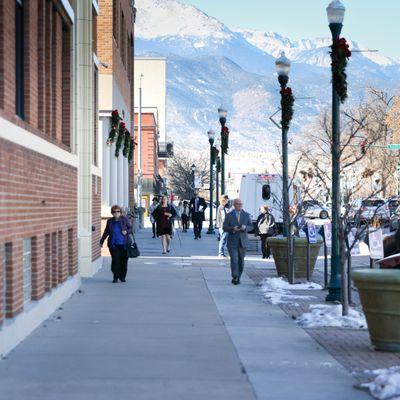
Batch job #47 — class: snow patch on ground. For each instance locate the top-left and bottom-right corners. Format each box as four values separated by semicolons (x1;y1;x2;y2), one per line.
259;277;321;305
298;304;367;329
358;366;400;400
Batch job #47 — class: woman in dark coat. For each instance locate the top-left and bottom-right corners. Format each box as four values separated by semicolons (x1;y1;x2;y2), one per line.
152;196;176;254
100;205;133;282
256;205;276;259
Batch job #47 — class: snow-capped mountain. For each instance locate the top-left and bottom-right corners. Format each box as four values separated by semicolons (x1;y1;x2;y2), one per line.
135;0;400;170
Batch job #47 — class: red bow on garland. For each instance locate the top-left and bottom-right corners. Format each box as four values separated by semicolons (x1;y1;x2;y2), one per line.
280;87;292;96
336;38;352;58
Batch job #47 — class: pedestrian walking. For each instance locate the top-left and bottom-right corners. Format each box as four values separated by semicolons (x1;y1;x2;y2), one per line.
223;198;253;285
256;205;276;259
180;200;190;232
152;195;176;254
217;194;230;258
148;197;159;238
100;205;133;283
189;190;207;239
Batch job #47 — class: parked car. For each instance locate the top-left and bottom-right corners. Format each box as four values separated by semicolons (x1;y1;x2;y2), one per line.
348;198;390;224
386;197;400;216
324;202;345;217
300;200;330;219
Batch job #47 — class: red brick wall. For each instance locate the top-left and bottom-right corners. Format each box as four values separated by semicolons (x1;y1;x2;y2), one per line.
0;138;78;321
92;175;102;261
98;0;134;128
0;0;72;149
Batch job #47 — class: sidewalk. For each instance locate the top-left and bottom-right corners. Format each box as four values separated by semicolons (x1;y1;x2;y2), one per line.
0;228;370;399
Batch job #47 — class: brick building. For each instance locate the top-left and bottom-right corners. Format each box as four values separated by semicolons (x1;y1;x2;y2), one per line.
133;112;168;209
0;0;101;356
97;0;136;219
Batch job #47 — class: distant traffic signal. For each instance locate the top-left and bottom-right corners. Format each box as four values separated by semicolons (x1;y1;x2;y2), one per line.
360;139;366;155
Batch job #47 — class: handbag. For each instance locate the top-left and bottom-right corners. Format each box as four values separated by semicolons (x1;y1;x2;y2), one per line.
127;233;140;258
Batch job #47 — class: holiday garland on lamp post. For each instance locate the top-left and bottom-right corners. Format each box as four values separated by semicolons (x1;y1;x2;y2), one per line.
128;138;135;164
221;126;230;155
280;87;294;129
330;37;352;103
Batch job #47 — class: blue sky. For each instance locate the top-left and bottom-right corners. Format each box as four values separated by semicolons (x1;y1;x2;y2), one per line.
181;0;400;59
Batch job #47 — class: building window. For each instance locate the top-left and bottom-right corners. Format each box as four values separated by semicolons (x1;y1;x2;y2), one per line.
62;22;71;147
4;243;12;316
45;234;52;291
22;238;32;305
1;244;5;318
120;11;126;65
15;0;25;119
68;229;74;276
113;0;117;39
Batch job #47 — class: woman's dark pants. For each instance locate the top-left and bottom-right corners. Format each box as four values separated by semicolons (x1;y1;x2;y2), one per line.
181;215;189;231
110;245;128;280
260;234;272;258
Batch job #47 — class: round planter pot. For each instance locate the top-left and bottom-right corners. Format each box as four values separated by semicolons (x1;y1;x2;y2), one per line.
353;269;400;352
267;237;323;279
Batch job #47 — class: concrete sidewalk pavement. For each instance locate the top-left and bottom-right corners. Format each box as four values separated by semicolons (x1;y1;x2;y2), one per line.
0;228;370;399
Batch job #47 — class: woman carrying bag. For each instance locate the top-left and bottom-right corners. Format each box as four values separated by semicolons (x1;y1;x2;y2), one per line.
256;205;276;259
100;205;133;283
152;196;176;254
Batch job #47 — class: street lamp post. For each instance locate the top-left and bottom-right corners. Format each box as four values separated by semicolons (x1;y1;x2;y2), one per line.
191;164;196;198
207;130;216;234
215;143;221;208
218;107;228;195
275;52;291;235
326;0;346;302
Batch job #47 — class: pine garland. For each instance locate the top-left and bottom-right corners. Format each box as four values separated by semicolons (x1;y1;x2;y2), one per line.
115;122;126;157
330;38;352;103
221;126;230;155
107;109;121;146
128;137;135;164
123;129;131;158
280;87;295;129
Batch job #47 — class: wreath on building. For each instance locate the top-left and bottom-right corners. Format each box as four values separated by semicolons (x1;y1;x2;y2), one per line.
123;129;131;158
128;137;136;164
115;122;126;157
280;87;294;129
221;126;230;155
330;37;352;103
107;109;122;146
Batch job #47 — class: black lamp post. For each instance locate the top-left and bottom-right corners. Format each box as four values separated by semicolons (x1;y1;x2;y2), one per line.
218;106;228;195
207;130;216;234
191;163;196;198
275;52;291;237
326;0;346;302
275;51;294;284
215;142;221;208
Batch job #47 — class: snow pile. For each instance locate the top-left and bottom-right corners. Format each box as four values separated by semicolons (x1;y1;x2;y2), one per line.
260;277;321;305
360;366;400;400
298;304;367;329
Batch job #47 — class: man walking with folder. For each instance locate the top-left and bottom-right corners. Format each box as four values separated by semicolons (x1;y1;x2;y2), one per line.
189;190;207;239
223;198;253;285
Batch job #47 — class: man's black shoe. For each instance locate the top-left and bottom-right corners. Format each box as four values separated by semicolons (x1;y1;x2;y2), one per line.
112;278;118;283
232;277;239;285
120;279;126;282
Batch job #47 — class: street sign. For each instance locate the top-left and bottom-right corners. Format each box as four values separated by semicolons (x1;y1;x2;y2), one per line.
307;222;317;244
387;144;400;150
348;227;360;255
369;228;384;259
194;175;202;189
323;223;332;247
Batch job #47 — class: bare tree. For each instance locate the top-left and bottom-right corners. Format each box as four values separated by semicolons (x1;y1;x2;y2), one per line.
167;151;210;200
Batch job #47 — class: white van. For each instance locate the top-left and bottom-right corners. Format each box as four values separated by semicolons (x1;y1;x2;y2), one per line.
239;173;300;232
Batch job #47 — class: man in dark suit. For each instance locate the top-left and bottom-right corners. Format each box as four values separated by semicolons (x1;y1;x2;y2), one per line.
189;190;207;239
223;198;253;285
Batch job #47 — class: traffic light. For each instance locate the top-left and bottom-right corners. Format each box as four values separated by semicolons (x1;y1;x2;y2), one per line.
360;139;366;155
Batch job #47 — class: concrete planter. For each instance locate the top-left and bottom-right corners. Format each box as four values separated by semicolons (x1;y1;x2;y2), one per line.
353;269;400;352
267;237;323;279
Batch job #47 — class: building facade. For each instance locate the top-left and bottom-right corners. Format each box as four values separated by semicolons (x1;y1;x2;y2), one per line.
0;0;100;356
134;56;172;207
97;0;136;219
